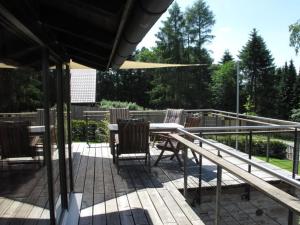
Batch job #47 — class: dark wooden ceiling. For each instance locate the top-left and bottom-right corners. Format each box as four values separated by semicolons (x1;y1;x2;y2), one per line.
0;0;127;70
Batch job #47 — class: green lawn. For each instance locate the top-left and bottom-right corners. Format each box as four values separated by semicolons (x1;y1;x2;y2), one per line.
255;156;299;172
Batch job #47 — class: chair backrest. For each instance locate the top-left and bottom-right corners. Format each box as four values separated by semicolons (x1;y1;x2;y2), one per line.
181;116;201;145
109;108;130;124
0;121;34;159
184;116;201;128
164;109;184;124
117;119;149;155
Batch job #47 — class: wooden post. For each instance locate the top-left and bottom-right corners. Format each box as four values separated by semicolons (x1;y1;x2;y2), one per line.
65;64;74;192
293;128;299;179
197;132;203;204
215;155;222;225
41;48;56;225
183;148;187;198
56;63;68;209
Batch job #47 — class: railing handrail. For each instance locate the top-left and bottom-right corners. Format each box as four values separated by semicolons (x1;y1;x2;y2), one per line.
177;127;300;190
185;125;300;132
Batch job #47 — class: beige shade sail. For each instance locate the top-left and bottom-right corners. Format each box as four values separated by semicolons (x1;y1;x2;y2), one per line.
0;60;204;70
70;60;203;70
0;63;16;69
119;60;203;69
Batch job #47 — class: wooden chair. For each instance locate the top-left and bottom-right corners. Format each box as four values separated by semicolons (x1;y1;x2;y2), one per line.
116;119;150;172
109;108;130;154
151;109;184;147
0;121;40;162
109;108;130;124
153;116;201;167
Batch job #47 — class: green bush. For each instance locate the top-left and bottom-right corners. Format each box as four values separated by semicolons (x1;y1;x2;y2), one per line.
209;135;287;159
98;99;143;110
72;119;109;143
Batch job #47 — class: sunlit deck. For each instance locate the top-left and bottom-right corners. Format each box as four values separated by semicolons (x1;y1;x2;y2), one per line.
0;141;296;225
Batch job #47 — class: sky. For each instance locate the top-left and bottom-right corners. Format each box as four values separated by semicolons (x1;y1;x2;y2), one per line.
137;0;300;70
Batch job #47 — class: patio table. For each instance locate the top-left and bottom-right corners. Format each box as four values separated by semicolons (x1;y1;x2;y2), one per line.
108;122;183;163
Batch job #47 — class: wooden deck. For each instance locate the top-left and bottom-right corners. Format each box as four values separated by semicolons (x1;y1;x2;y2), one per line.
74;143;204;225
0;140;298;225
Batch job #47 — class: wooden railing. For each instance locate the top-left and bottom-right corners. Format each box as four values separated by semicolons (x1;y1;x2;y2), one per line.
170;125;300;225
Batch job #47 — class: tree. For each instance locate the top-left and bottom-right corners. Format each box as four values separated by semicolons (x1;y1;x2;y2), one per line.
239;29;277;116
155;2;185;63
134;47;158;63
220;50;234;64
185;0;215;57
277;61;297;119
289;20;300;54
0;68;42;112
210;61;236;111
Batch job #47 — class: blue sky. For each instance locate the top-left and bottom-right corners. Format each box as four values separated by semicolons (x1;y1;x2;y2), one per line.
137;0;300;70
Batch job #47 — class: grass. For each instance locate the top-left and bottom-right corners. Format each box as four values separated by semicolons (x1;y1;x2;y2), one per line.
255;156;299;172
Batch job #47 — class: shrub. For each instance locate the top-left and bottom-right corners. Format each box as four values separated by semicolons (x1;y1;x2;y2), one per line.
209;135;287;159
98;99;143;110
72;119;109;143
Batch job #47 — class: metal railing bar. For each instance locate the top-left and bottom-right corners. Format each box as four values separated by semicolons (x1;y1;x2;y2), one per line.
211;112;277;126
185;125;300;132
177;128;300;190
200;130;294;135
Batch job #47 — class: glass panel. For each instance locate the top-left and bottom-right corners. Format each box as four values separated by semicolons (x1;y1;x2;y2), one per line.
0;69;50;224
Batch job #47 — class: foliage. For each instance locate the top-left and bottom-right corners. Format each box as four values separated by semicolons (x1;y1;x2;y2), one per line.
211;135;287;159
0;69;43;112
97;69;152;108
239;29;277;117
72;119;109;143
289;20;300;54
255;156;298;172
243;95;256;115
277;61;297;119
290;105;300;122
185;0;215;51
210;61;236;111
220;50;234;64
98;99;143;110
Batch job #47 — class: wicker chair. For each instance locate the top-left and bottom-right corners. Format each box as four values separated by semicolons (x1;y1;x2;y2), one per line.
153;116;201;166
116;119;150;172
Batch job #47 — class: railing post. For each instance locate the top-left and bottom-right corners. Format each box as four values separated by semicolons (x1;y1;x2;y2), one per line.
292;128;299;179
244;130;252;200
215;153;222;225
266;133;270;162
288;187;298;225
183;148;188;198
197;132;202;204
85;113;90;148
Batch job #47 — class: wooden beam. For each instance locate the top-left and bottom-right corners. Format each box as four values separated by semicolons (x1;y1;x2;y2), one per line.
0;3;63;62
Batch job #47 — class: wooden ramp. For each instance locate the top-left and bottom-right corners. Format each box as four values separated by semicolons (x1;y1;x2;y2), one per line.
74;143;204;225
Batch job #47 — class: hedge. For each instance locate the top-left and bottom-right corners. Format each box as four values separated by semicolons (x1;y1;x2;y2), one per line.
98;99;144;110
209;135;287;159
72;119;109;143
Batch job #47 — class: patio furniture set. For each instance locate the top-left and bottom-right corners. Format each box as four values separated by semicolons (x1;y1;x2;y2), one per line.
108;108;201;172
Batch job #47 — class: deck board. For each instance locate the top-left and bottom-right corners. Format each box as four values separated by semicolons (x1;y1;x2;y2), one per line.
1;139;294;225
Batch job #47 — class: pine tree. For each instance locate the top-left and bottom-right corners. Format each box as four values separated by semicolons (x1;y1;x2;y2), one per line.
155;2;185;63
210;61;236;111
186;0;215;57
239;29;276;116
220;50;234;64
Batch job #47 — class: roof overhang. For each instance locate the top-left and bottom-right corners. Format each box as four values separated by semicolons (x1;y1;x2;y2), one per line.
0;0;173;71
